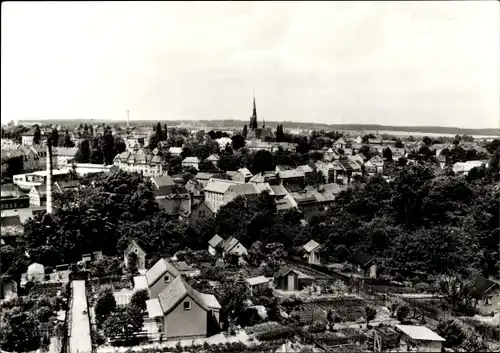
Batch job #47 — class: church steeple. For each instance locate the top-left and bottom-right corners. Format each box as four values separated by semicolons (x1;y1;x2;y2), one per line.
250;94;258;130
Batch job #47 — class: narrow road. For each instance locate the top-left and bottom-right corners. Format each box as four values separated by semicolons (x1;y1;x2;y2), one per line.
68;280;93;353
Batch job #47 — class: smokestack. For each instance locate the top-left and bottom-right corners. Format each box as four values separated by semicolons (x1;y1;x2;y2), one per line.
46;138;53;214
127;110;130;128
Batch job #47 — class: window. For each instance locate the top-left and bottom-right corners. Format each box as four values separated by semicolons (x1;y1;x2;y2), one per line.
183;301;191;310
164;275;170;283
134;249;138;253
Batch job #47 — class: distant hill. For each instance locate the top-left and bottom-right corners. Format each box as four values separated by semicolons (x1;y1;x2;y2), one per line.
14;118;500;137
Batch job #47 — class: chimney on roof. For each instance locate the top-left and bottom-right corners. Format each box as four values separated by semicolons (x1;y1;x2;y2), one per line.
46;137;54;214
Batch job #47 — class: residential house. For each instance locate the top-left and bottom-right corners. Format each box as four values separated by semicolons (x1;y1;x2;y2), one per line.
279;169;305;186
395;325;445;353
221;236;248;257
208;234;224;256
22;146;48;171
143;259;183;299
194;172;216;187
152;176;177;194
168;147;183;157
237;168;253;182
365;156;384;174
155;185;191;218
1;184;29;210
53;147;78;167
1;215;24;245
0;278;18;301
302;240;322;265
272;142;297;152
205;154;220;167
226;170;247;183
224;182;275;206
13;169;70;192
124;240;147;271
245;276;270;297
274;267;313;292
185;179;204;204
350;252;377;278
368;137;383;145
315;161;336;183
389;147;406;161
333;137;347;149
249;171;278;185
323;148;339;162
145;276;221;340
25;263;45;282
21;128;47;146
472;277;500;315
29;186;47;207
296;165;314;184
182;157;201;170
204;179;242;213
245;139;274;152
113;148;163;177
276;193;298;213
189;201;215;230
54;180;80;193
453;160;488;175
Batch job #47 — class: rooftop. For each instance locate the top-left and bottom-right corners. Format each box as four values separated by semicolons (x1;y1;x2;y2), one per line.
395;325;445;342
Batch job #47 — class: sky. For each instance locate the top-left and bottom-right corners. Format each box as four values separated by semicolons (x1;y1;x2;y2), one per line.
1;1;499;129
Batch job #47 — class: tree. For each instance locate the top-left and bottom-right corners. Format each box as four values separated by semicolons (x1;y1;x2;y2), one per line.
394;139;404;148
437;318;466;348
130;289;149;311
33;126;41;145
242;124;248;139
396;305;410;323
51;128;59;147
231;134;246;150
63;131;75;147
127;252;139;275
6;156;24;177
0;308;41;352
433;274;475;310
101;127;115;165
383;147;393;162
74;139;90;163
422;136;433;146
252;149;274;174
365;306;377;327
95;288;117;327
103;305;144;343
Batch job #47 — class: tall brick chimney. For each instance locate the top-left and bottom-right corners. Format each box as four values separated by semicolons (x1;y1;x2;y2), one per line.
46;138;53;214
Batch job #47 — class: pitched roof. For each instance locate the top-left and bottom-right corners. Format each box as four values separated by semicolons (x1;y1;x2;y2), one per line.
171;261;195;272
222;236;241;252
227;183;259;196
124;240;146;256
276;193;298;211
270;184;289;197
145;258;180;286
351;252;376;268
182;156;200;164
303;240;321;253
237;168;253;177
246;276;269;286
297;165;313;173
205;154;220;162
395;325;445;342
53;147;78;157
195;172;216;180
472;277;500;297
152;176;175;189
204;180;237;194
279;169;305;179
208;234;224;248
157;276;219;314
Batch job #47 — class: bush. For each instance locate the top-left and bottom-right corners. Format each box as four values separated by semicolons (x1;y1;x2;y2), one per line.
130;289;149;311
307;321;327;333
254;326;294;341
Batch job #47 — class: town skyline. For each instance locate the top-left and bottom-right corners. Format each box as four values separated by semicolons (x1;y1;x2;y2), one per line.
2;1;499;129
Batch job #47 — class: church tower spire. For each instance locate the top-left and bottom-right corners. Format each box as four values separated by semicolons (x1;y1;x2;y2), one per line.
251;94;258;130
